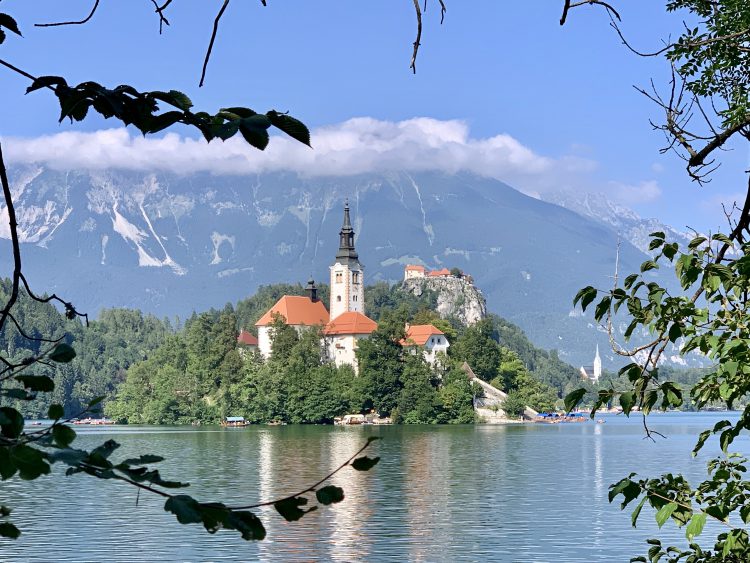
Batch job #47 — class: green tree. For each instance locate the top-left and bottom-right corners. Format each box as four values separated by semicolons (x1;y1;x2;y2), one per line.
357;311;406;416
449;318;501;381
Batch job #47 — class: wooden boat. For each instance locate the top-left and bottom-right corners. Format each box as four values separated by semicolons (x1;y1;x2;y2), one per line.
222;416;250;427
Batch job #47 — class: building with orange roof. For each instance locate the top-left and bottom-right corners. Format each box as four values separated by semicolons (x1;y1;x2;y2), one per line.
323;311;378;370
237;329;259;350
401;323;450;365
403;264;426;281
427;268;452;278
255;280;329;358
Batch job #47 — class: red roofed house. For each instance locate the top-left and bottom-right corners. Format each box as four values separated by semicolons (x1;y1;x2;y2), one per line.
427;268;452;278
401;323;450;365
255;282;330;358
323;311;378;370
237;329;259;353
404;264;426;281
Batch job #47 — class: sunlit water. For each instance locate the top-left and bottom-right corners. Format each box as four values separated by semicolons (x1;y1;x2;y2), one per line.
1;413;745;562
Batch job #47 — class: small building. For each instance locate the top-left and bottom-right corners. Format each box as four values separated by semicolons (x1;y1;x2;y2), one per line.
401;324;450;365
404;264;427;280
427;268;452;278
255;291;330;359
237;329;259;354
323;311;378;370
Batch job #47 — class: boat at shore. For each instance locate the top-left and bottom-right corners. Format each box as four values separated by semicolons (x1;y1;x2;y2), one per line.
221;416;250;427
72;417;116;425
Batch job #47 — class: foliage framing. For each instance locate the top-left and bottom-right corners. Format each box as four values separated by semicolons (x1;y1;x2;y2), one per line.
0;5;379;542
560;1;750;560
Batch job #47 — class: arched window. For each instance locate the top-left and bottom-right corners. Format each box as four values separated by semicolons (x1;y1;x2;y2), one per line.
337;295;342;302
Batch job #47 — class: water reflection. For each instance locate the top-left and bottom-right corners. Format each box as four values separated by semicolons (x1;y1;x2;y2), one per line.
0;414;742;562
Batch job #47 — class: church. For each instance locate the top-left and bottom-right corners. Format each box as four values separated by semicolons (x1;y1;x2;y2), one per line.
253;201;449;372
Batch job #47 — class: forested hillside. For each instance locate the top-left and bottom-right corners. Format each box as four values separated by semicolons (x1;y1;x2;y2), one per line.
1;278;591;422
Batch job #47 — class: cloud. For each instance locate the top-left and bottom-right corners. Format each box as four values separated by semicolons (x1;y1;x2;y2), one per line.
1;117;654;203
606;180;662;205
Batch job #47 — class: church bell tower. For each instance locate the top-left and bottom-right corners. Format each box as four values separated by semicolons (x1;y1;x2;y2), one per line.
329;201;364;320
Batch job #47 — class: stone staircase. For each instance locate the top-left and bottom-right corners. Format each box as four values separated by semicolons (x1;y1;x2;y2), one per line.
461;362;538;422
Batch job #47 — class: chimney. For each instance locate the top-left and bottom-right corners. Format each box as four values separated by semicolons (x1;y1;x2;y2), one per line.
305;277;318;302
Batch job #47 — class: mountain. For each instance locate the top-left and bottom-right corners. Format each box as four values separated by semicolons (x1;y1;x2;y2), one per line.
0;167;679;367
544;190;692;254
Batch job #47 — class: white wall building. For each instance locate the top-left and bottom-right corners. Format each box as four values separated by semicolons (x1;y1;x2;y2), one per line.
402;324;450;366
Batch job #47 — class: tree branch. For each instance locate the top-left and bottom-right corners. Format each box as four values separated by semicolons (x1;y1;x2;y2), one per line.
35;0;101;28
199;0;231;87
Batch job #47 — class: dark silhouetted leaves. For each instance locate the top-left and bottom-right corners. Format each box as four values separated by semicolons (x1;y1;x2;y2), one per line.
274;496;316;522
316;485;345;505
351;456;380;471
48;404;64;420
0;522;20;539
49;343;76;363
16;375;54;392
52;425;76;448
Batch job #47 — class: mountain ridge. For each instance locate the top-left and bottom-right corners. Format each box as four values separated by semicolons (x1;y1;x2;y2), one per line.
0;167;685;367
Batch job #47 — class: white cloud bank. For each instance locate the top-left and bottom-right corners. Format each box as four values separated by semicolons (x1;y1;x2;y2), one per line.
2;117;658;203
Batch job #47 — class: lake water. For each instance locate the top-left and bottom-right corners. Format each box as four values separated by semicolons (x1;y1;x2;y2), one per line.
2;413;745;562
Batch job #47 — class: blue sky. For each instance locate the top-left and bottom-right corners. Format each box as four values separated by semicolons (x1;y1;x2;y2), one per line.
0;0;746;233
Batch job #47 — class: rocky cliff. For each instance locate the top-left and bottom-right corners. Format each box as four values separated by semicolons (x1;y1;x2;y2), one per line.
402;276;487;325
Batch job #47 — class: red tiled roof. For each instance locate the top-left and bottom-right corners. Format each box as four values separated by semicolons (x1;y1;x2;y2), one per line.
255;296;330;327
401;324;445;346
427;268;451;277
405;264;426;272
237;329;258;346
324;311;378;335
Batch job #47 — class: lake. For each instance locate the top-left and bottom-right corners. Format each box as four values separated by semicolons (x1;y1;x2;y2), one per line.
1;413;743;562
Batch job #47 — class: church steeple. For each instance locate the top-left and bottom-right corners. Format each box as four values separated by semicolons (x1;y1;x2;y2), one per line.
336;200;359;264
330;200;365;320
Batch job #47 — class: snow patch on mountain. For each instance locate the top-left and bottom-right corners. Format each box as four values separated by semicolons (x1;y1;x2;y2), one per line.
210;232;235;265
545;190;691;253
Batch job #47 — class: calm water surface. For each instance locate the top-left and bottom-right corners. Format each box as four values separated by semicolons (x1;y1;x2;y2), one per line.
2;413;746;562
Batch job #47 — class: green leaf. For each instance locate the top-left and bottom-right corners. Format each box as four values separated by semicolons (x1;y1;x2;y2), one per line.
0;14;22;37
16;375;54;392
655;502;678;528
594;296;611;321
274;496;315;522
167;90;192;111
52;425;76;448
573;286;597;311
239;116;271;150
649;231;665;239
685;512;706;540
164;495;203;525
48;404;64;420
0;407;24;439
351;456;380;471
49;343;76;363
10;445;50;480
219;107;257;119
0;522;20;539
631;496;647;528
619;391;635;416
640;260;659;273
564;388;587;413
316;485;345;505
267;111;311;146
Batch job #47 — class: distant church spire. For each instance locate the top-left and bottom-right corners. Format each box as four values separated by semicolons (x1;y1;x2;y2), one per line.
593;344;602;383
336;199;359;264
